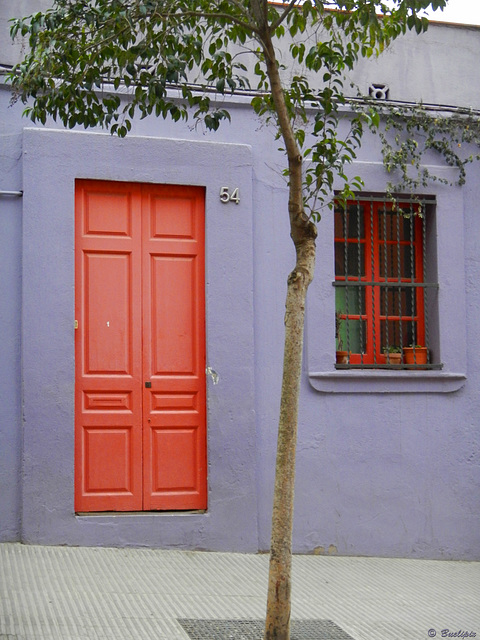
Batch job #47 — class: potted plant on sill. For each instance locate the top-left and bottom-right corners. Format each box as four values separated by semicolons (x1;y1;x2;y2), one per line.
335;311;349;364
403;344;428;366
383;345;402;365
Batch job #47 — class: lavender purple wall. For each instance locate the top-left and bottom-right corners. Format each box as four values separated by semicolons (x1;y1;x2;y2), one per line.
0;95;24;542
19;126;258;551
0;16;479;559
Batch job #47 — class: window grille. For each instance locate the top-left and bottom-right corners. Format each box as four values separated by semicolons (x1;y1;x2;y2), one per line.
334;195;440;369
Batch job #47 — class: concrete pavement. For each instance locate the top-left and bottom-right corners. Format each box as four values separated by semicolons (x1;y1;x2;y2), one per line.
0;543;479;639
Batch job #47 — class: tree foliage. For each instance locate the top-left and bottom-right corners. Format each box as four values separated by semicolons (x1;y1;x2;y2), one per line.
362;101;480;194
10;0;448;213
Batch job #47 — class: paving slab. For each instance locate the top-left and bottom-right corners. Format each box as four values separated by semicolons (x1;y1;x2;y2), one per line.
0;544;479;640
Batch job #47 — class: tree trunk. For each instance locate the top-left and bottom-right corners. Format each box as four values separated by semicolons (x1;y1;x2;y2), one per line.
263;224;316;640
258;18;318;640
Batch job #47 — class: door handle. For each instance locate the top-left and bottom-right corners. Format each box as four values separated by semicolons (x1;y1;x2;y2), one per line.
145;381;152;388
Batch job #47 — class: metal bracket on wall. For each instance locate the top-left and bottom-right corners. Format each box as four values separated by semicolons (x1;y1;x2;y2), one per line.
206;367;219;385
0;190;23;197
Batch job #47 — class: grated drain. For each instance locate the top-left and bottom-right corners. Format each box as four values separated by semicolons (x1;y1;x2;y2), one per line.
178;619;355;639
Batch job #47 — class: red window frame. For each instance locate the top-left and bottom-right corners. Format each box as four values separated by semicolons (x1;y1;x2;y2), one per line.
334;198;426;366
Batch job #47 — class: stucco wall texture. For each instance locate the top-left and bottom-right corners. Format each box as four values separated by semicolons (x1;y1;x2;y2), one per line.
0;8;479;560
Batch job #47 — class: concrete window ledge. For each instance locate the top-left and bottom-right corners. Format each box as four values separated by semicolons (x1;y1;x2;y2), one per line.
308;370;466;394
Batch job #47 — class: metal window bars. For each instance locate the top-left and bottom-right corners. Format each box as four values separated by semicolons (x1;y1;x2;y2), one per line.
334;195;440;369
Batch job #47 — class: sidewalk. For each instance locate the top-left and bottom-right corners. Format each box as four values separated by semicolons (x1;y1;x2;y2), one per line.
0;543;479;640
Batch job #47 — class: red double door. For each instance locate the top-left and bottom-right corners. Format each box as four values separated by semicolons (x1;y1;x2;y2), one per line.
75;180;207;512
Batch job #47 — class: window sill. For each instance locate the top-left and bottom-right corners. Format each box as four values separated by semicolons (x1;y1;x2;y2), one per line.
308;369;466;393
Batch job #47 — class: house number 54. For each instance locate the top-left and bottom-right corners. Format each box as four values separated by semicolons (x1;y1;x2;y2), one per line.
219;186;240;204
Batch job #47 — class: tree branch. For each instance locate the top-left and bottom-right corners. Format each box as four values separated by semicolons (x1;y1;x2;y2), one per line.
270;0;299;33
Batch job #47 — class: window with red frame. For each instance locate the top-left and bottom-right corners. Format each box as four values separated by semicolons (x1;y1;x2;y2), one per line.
334;196;437;368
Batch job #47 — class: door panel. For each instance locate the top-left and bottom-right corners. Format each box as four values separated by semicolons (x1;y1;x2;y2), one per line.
83;427;134;492
152;429;198;489
75;180;206;512
84;252;132;374
75;182;143;512
142;185;207;510
151;256;196;374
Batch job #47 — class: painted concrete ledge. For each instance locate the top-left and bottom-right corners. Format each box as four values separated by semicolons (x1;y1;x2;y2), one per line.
308;370;467;393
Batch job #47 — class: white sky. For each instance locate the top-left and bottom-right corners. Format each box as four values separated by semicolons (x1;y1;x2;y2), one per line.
411;0;480;25
327;1;480;26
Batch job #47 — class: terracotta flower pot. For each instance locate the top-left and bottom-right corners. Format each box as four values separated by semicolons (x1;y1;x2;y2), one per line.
403;347;428;366
336;351;349;364
385;352;402;365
